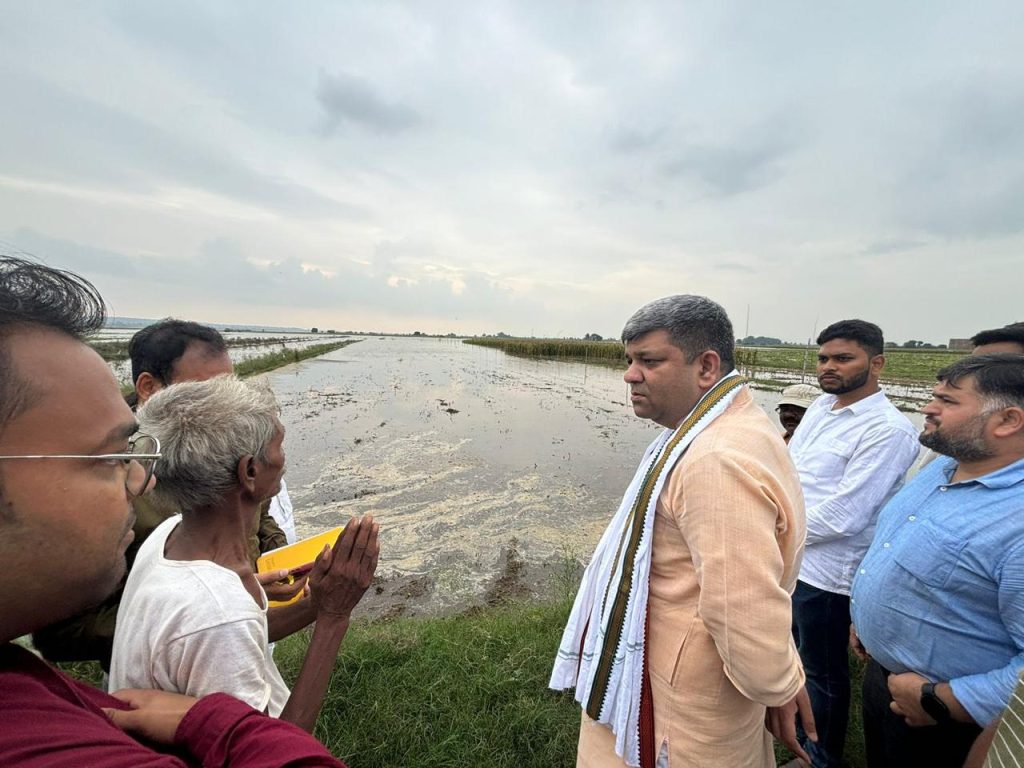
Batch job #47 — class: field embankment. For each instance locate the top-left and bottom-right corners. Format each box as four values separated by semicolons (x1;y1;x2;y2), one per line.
464;337;967;387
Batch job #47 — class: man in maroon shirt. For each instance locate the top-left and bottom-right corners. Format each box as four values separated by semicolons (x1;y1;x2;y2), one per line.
0;256;356;767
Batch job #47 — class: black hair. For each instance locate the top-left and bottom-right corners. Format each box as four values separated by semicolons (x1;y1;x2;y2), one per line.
936;353;1024;411
0;257;106;431
971;322;1024;352
128;319;228;387
817;319;884;358
621;294;735;370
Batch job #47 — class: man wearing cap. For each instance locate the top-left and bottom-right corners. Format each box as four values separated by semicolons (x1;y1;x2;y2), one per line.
777;384;822;444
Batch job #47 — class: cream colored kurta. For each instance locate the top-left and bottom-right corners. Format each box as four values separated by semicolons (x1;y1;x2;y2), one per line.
578;388;806;768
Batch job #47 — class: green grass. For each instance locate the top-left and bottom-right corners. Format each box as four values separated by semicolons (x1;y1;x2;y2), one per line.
59;596;869;767
233;340;358;378
464;337;625;365
466;337;967;386
271;598;583;768
89;334;350;362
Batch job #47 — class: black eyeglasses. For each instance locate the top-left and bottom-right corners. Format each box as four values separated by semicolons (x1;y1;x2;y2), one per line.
0;433;161;497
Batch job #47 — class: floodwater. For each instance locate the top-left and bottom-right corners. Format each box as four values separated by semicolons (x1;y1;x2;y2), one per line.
259;337;927;617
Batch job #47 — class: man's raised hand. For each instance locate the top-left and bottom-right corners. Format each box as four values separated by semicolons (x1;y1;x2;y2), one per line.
308;515;380;620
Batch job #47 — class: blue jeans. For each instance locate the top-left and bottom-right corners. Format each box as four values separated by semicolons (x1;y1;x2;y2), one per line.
792;580;851;768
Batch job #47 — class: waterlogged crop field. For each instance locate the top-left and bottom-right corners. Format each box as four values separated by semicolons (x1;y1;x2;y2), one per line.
465;338;967;387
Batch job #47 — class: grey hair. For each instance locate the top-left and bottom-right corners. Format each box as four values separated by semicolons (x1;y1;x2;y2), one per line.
137;375;280;513
621;294;735;370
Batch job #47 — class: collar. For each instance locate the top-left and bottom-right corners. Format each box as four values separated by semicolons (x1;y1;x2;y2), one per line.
942;455;1024;489
824;389;888;416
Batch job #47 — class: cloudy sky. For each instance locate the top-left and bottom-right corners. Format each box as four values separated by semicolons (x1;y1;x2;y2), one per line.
1;2;1021;342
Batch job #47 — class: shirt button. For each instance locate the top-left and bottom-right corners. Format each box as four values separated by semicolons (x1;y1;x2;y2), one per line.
908;515;916;521
860;568;866;574
850;598;856;604
940;486;948;492
883;542;891;548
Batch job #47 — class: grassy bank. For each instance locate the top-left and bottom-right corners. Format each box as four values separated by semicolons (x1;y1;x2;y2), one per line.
115;339;359;395
464;337;625;364
234;339;358;378
60;595;869;767
89;334;348;362
465;337;966;386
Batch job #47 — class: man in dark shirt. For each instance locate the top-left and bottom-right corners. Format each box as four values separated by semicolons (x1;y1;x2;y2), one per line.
0;255;361;766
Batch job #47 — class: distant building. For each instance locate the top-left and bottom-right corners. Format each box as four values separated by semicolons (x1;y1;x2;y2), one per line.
948;338;973;350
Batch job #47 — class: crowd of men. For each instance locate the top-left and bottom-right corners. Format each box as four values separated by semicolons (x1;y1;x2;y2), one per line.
1;254;1022;768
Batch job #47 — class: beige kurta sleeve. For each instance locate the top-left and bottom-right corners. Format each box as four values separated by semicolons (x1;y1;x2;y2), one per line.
669;444;805;706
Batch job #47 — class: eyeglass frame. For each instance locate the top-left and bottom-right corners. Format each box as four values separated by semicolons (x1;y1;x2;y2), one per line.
0;433;161;497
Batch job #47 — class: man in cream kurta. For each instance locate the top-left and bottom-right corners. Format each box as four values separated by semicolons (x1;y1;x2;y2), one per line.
554;295;809;768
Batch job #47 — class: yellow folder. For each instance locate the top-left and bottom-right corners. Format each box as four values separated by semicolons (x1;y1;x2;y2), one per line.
256;526;344;606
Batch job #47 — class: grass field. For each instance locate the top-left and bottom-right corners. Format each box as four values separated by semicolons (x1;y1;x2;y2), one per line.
60;595;870;767
465;337;966;387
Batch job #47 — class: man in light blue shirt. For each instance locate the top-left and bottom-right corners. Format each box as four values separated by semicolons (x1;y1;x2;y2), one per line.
851;353;1024;768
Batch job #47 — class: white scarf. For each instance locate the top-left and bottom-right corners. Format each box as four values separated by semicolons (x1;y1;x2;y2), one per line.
549;372;746;767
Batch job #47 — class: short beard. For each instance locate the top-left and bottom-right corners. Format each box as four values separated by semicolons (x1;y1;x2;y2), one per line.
819;368;869;395
919;426;995;462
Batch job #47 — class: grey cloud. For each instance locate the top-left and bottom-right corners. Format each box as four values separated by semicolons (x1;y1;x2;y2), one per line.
316;70;422;136
609;126;665;154
662;139;792;197
0;71;363;221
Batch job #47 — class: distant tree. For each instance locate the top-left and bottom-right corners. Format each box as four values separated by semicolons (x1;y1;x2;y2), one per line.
311;327;319;333
584;333;603;341
902;339;923;349
885;341;898;348
413;331;423;336
739;335;783;346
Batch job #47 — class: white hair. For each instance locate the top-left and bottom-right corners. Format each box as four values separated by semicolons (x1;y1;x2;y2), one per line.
137;375;280;513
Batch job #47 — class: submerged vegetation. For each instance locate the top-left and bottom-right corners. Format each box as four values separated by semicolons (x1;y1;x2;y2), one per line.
464;337;625;363
234;340;358;378
89;334;345;362
465;337;966;386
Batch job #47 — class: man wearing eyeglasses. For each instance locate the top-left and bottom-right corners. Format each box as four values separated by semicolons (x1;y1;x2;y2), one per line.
0;255;347;766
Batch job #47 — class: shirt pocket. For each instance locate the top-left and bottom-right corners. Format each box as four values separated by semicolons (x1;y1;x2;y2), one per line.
892;522;965;590
810;437;854;480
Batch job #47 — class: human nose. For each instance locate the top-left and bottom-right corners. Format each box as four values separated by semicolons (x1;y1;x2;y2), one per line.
624;362;642;384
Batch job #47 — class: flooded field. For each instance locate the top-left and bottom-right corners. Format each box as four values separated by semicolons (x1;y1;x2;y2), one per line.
260;337;927;619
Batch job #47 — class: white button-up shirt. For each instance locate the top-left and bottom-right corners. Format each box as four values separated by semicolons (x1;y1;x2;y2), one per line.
788;389;920;595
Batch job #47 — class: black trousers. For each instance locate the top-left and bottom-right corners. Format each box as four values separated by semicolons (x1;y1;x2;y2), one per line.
862;658;982;768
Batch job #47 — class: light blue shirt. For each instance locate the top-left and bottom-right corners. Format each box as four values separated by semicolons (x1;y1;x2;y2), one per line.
850;454;1024;724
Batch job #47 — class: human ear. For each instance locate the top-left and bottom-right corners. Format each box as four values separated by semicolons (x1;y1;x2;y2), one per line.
134;372;163;405
236;455;257;493
697;350;723;383
991;407;1024;439
871;354;886;375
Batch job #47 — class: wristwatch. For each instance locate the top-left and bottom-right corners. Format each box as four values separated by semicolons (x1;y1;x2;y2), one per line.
920;682;952;724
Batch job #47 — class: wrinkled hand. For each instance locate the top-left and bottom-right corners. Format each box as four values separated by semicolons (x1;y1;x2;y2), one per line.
849;623;870;663
766;685;817;764
103;689;199;744
257;568;309;602
888;672;935;726
308;515;379;620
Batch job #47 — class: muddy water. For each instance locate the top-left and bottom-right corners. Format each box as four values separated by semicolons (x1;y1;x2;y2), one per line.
262;337;925;617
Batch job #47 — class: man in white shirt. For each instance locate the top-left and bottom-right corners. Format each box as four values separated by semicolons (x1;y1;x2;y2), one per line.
786;319;919;768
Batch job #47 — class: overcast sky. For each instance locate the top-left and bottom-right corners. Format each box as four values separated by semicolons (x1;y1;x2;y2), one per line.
1;2;1021;342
